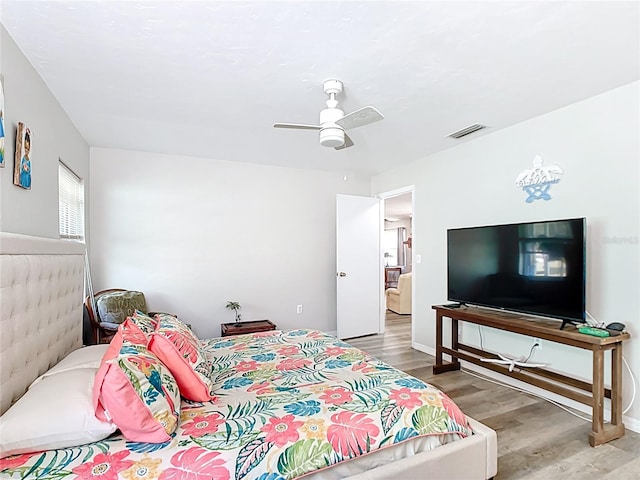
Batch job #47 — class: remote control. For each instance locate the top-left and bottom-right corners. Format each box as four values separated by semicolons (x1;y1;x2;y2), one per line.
578;326;610;338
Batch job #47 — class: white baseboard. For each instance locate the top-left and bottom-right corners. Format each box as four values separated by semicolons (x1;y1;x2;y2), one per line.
624;414;640;433
412;341;434;356
410;341;639;434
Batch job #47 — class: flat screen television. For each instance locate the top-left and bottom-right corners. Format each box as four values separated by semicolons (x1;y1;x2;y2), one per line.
447;218;586;328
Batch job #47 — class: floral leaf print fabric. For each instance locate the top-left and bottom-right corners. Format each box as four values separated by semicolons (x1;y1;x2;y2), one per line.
276;439;333;478
72;451;134;480
326;411;379;458
235;439;272;480
159;447;229;480
3;329;473;480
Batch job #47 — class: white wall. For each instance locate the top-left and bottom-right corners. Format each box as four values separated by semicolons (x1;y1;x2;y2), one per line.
0;26;89;238
373;82;640;427
90;148;371;338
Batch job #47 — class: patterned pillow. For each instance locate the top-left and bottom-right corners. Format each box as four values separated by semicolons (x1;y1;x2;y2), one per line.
93;323;180;443
148;314;216;402
96;290;147;325
128;309;158;336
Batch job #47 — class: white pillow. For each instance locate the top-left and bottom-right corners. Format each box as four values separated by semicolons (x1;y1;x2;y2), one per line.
29;345;109;389
0;368;117;458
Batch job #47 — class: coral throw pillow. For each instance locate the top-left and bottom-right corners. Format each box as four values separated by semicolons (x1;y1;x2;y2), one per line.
93;322;180;443
148;313;216;402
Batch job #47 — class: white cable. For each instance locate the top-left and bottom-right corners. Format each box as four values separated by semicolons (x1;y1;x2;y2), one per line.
476;326;544;371
85;250;95;310
622;355;637;415
585;311;637;413
585;310;603;328
464;354;636;420
481;353;547;372
471;315;636;416
462;368;593;423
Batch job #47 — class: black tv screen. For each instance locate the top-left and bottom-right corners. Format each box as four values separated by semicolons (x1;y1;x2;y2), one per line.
447;218;586;325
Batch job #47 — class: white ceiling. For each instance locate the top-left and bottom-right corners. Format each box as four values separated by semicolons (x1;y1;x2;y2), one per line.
384;192;412;222
2;1;638;176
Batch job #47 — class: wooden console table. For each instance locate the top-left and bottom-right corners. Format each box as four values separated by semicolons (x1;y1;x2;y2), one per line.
221;319;276;337
432;305;630;446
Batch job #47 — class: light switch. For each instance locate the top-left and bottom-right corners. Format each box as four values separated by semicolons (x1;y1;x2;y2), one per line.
416;254;422;264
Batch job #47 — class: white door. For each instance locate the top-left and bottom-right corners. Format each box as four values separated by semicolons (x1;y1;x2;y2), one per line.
336;194;381;339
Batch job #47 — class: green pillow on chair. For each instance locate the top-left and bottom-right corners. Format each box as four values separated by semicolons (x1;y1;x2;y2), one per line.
96;290;147;325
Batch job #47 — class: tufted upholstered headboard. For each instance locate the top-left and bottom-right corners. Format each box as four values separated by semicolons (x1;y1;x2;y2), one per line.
0;233;85;415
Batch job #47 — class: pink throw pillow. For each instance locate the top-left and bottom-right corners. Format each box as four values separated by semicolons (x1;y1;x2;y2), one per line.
91;319;134;414
93;321;180;443
148;314;216;402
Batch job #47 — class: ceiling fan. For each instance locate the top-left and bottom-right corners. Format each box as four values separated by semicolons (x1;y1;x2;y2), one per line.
273;79;384;150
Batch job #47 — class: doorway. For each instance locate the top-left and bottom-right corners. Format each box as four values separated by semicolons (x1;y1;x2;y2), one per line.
379;187;414;341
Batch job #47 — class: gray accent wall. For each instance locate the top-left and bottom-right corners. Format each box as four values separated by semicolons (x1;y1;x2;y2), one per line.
0;25;89;239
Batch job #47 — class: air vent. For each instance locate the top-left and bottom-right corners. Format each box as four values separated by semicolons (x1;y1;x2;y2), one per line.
447;123;487;139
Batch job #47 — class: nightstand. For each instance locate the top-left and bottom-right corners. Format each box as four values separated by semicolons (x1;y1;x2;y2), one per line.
221;319;276;337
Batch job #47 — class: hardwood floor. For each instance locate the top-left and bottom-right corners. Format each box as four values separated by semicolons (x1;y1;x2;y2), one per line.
348;313;640;479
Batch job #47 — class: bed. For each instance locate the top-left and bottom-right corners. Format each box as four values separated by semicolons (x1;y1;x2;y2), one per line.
0;232;497;480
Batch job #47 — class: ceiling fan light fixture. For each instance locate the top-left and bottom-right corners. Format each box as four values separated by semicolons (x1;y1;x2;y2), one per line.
273;79;383;151
319;127;344;148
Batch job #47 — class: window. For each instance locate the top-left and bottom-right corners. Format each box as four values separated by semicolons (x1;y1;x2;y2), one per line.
383;227;408;267
383;229;398;266
58;161;85;240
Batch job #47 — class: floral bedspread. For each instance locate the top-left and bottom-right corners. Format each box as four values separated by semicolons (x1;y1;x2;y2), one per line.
1;329;472;480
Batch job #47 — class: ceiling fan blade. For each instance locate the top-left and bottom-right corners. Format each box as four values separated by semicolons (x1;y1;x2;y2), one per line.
273;123;321;130
334;133;354;150
335;106;384;131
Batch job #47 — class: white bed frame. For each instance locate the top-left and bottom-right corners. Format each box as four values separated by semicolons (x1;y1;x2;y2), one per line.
0;232;497;479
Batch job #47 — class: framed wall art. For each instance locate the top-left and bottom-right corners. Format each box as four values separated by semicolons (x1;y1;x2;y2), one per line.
0;74;5;167
14;122;32;189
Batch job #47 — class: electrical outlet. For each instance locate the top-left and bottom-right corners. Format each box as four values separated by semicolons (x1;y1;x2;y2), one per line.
534;338;542;350
297;304;303;314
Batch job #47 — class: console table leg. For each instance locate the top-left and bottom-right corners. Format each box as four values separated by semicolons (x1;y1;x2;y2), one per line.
452;318;459;351
435;312;443;369
608;344;626;443
589;347;605;446
589;345;626;446
611;344;623;428
432;312;461;374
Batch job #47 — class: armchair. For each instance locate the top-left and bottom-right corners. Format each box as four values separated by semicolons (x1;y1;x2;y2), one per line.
85;289;147;344
385;272;412;315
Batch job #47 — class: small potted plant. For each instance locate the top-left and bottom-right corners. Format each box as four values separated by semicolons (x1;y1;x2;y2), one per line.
226;301;242;323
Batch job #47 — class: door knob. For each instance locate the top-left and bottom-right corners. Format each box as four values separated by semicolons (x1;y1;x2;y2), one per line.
338;272;347;277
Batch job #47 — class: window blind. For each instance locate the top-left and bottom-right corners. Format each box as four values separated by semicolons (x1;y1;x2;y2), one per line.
58;161;85;240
